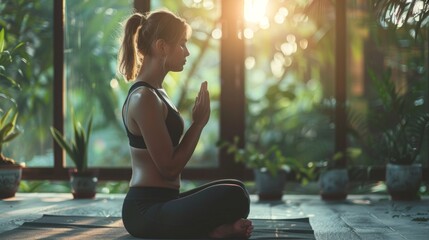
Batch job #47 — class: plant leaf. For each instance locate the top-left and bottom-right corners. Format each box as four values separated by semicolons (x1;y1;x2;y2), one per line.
50;127;75;162
0;28;4;52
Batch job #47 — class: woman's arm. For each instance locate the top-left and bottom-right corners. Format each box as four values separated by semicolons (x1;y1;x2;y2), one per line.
131;82;210;180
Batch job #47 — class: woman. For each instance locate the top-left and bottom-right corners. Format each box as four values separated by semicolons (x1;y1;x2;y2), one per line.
119;9;253;239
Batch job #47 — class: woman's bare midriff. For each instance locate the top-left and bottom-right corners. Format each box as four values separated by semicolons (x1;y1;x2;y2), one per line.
128;147;180;189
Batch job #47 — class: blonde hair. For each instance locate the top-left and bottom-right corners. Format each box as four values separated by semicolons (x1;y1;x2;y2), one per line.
118;10;191;81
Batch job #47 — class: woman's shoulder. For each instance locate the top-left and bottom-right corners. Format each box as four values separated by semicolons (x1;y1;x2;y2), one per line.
129;86;162;109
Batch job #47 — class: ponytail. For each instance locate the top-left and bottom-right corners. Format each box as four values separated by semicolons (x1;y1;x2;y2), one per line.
118;13;144;81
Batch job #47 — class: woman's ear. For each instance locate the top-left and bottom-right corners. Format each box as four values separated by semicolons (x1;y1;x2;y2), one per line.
155;39;168;56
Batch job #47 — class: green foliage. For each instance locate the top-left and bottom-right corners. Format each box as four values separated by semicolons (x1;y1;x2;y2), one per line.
350;68;429;165
243;0;340;172
50;114;93;172
0;109;21;164
0;0;52;163
0;109;20;149
0;25;25;165
18;180;132;194
381;114;429;165
98;181;129;194
0;28;25;93
371;0;429;40
327;148;362;169
221;137;315;184
19;180;70;193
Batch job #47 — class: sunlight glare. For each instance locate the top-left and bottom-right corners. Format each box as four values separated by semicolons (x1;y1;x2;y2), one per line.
281;42;296;56
259;17;270;29
271;53;285;77
245;56;256;69
203;0;214;10
287;34;296;42
299;39;308;49
274;7;288;24
110;78;119;89
244;28;254;39
244;0;269;23
211;28;222;39
274;14;285;24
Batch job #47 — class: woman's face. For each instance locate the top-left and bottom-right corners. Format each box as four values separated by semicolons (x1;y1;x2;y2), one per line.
165;34;190;72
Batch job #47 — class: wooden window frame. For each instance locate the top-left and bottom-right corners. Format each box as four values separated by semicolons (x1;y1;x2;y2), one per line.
21;0;429;182
23;0;251;181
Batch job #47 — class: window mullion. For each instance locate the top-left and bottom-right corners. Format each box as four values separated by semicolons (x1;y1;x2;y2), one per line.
219;0;246;178
53;0;65;174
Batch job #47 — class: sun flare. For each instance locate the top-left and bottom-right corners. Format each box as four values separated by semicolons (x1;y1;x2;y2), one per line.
244;0;269;23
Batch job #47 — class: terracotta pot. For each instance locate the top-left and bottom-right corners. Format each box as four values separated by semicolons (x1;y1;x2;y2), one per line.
386;163;421;201
319;168;348;201
69;169;98;199
0;164;23;199
254;169;286;201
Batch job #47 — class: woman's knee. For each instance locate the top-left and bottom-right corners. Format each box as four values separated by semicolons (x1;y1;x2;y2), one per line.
217;184;250;216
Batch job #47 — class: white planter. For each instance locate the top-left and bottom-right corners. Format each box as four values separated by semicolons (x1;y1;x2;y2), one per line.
386;163;422;201
69;169;98;199
254;169;286;201
319;168;348;200
0;165;23;199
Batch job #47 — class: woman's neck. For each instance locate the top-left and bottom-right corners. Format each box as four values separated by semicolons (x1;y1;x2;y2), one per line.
136;57;167;88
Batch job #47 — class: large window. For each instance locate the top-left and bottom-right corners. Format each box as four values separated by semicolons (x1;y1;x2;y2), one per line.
2;0;428;182
1;0;229;180
64;0;134;168
347;1;429;168
0;0;54;167
244;0;335;167
64;0;221;168
243;0;429;173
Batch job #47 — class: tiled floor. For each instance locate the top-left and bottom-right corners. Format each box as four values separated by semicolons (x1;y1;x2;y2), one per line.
1;193;428;239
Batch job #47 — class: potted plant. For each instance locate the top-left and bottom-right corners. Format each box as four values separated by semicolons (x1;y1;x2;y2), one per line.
349;68;428;201
0;27;27;199
371;69;428;201
50;114;97;199
0;108;24;199
381;114;429;201
318;148;361;201
222;137;314;201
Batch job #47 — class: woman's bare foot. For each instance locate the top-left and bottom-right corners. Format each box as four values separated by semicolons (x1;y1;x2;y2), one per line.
209;218;253;239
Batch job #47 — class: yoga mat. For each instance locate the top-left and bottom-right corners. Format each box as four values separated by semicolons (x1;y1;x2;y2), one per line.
0;215;315;239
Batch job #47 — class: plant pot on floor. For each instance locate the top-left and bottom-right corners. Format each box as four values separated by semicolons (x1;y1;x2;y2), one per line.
69;169;98;199
386;163;421;201
319;168;348;201
254;169;286;201
0;164;23;199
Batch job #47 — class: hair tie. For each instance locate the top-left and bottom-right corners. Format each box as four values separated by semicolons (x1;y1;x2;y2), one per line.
140;14;147;26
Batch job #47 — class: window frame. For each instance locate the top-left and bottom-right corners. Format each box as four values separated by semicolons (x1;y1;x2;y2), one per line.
21;0;428;182
22;0;250;181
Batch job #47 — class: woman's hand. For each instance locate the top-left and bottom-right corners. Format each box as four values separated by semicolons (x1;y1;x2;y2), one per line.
192;81;210;128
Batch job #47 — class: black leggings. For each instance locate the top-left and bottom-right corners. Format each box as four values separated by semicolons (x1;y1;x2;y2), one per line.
122;179;250;238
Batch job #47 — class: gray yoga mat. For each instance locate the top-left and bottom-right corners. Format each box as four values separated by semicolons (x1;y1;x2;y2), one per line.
0;214;315;239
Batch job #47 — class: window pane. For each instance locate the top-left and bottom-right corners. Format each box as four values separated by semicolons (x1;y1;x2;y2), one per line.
65;0;133;168
65;0;221;168
347;3;429;167
244;0;335;167
152;0;221;168
0;0;54;167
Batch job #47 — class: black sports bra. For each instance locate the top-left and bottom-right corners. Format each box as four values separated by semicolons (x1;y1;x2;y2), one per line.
122;81;184;149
